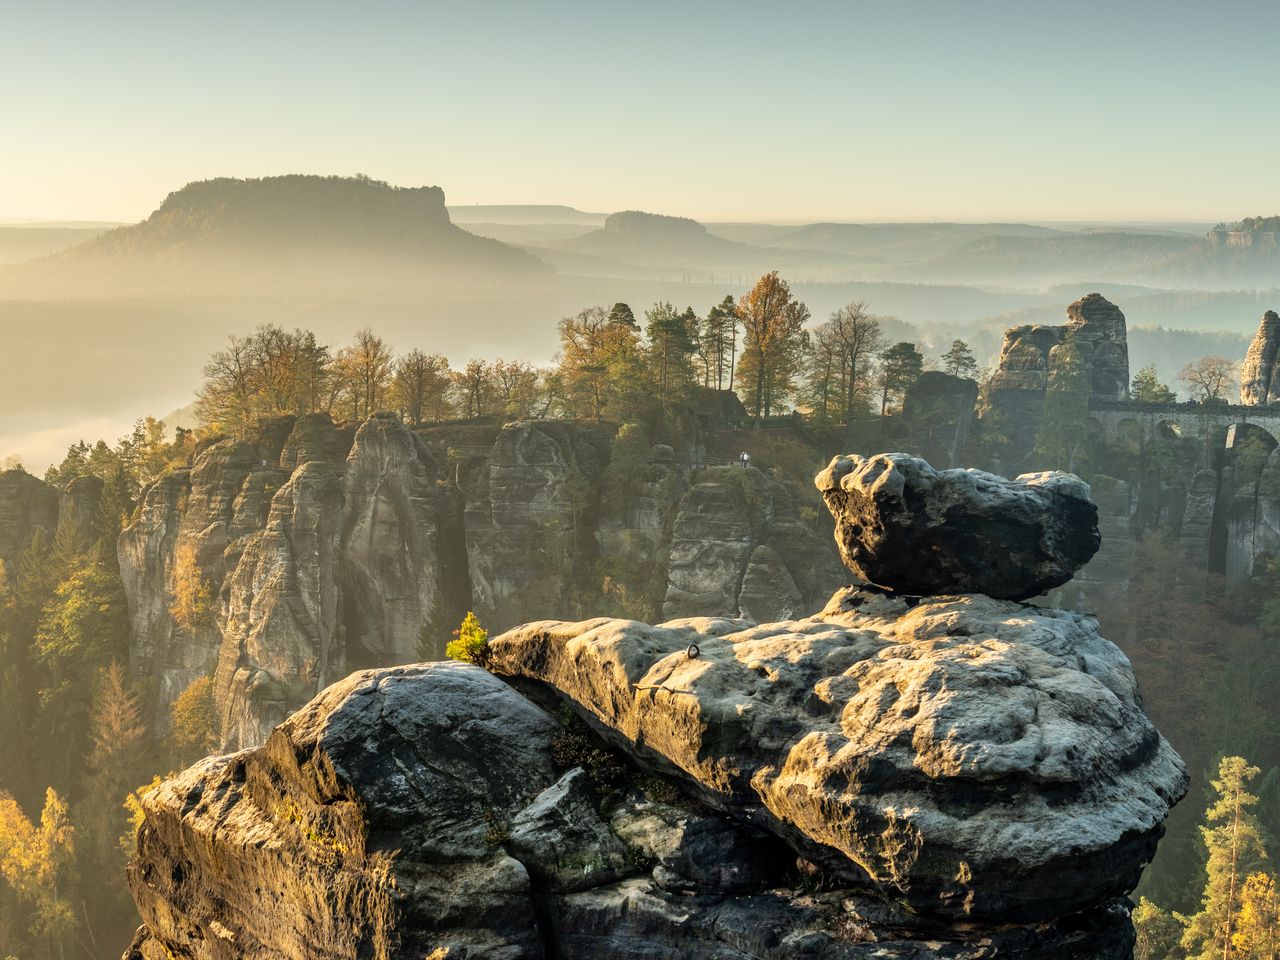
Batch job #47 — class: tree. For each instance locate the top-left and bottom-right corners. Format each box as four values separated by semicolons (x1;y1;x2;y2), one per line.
829;302;887;419
876;341;924;416
1182;757;1268;960
169;675;218;767
33;554;132;789
196;325;332;434
0;788;76;957
445;612;488;666
735;272;811;419
645;302;697;405
490;360;544;419
941;339;979;379
557;306;646;420
1134;896;1182;960
330;328;394;420
1133;363;1178;404
169;541;214;634
392;350;454;426
79;664;148;945
607;302;638;328
1033;335;1091;473
802;321;844;425
699;295;739;390
1179;356;1238;403
1235;872;1280;960
453;359;495;418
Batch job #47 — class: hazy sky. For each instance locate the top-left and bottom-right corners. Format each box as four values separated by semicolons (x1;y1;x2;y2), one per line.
4;0;1280;223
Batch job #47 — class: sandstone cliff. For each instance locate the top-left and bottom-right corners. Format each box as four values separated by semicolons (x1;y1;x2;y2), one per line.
110;414;843;750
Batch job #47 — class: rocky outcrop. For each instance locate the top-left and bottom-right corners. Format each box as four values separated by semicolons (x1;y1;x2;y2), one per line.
982;293;1129;463
340;413;453;666
126;659;1150;960
489;586;1186;925
1240;310;1280;405
815;454;1100;600
0;468;60;576
1065;292;1129;401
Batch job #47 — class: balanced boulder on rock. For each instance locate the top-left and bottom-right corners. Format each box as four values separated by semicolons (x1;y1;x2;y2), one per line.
815;453;1100;599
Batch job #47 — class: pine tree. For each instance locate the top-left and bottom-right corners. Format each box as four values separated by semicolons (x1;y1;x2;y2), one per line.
79;665;149;947
941;339;979;379
445;612;489;666
876;342;925;416
1181;757;1269;960
1133;362;1178;403
1134;896;1182;960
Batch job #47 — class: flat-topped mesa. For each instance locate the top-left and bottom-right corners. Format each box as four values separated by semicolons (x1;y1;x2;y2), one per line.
816;453;1100;600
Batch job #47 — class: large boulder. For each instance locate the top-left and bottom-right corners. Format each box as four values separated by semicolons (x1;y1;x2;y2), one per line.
126;658;1149;960
815;453;1100;599
1241;310;1280;405
488;586;1187;925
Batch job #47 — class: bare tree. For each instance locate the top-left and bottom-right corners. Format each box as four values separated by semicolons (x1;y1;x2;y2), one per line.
392;350;453;426
1178;356;1237;403
828;302;886;420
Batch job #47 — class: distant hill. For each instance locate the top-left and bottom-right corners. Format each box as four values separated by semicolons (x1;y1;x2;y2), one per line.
1;175;549;296
550;210;844;277
0;224;119;264
447;204;605;226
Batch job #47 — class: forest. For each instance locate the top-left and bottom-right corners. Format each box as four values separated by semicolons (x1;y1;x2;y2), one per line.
0;269;1275;960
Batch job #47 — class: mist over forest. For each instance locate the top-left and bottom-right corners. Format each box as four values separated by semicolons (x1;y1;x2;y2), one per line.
0;175;1275;471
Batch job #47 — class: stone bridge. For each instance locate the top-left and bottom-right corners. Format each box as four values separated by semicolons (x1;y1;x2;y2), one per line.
1088;399;1280;452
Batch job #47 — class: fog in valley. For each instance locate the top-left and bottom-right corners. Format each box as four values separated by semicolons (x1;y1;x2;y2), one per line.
0;177;1271;469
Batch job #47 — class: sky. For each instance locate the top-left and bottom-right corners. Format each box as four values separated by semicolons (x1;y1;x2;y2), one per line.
4;0;1280;224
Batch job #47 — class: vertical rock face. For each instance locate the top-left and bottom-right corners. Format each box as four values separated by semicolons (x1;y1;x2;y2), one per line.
0;468;59;576
215;462;346;750
901;371;979;468
340;412;451;666
1240;310;1280;405
464;421;610;629
108;415;843;750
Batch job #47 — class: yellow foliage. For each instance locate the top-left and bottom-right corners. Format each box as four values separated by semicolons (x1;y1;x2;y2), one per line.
169;541;214;633
1235;872;1280;960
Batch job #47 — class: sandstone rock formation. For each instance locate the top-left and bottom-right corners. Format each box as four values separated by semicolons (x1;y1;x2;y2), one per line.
125;660;1155;960
123;450;1185;959
815;453;1100;600
108;414;843;750
1240;310;1280;405
982;293;1129;463
489;586;1186;925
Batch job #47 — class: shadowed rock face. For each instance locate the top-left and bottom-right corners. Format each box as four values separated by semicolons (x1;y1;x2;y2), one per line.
1241;310;1280;405
125;659;1149;960
0;468;60;575
815;453;1100;600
